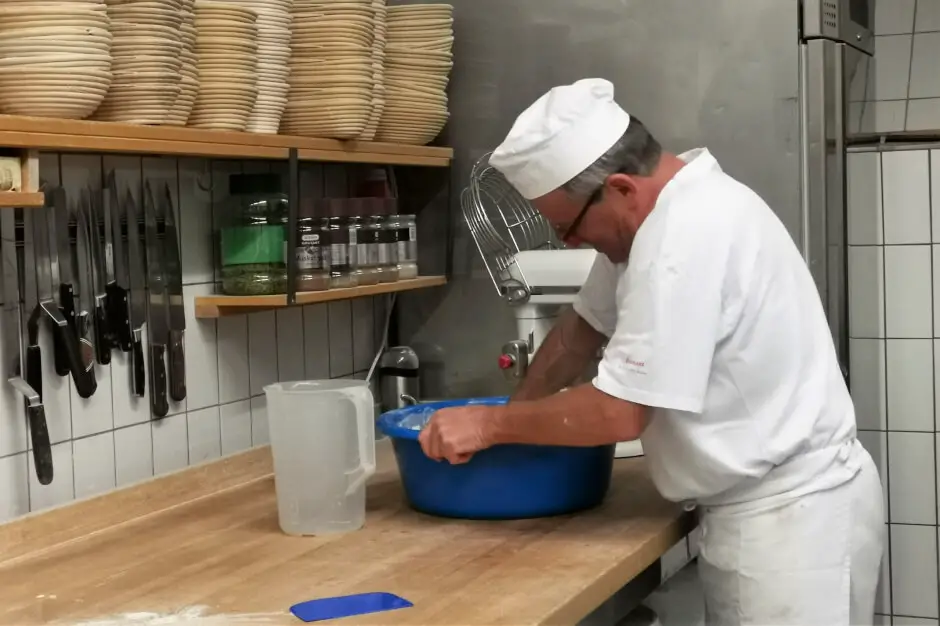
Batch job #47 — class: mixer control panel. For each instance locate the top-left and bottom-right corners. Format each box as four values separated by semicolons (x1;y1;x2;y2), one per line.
499;340;530;381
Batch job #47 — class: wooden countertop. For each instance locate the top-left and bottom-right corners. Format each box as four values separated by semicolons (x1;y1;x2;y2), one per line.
0;441;691;626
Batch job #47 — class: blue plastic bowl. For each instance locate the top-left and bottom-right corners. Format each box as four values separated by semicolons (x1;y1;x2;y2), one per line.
377;396;615;520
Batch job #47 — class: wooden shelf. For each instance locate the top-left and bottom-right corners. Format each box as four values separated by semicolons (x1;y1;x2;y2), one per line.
194;275;447;318
0;115;454;167
0;191;43;208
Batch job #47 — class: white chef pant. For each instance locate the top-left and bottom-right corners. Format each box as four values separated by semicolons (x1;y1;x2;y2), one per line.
696;442;884;626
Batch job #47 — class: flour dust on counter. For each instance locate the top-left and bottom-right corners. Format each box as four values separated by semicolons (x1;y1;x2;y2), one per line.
0;153;387;526
57;606;282;625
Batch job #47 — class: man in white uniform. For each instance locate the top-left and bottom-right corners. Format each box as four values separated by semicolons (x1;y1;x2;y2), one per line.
418;78;885;625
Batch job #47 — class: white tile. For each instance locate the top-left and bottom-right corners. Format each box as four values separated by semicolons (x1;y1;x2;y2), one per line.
917;0;940;32
850;339;887;430
151;413;188;475
251;395;269;446
847;152;883;246
352;297;375;372
374;295;389;347
887;339;935;431
304;304;330;379
893;524;939;618
275;308;305;383
883;150;931;244
858;431;889;517
934;152;940;238
217;315;249;403
248;311;278;397
178;158;214;285
220;400;252;456
876;0;916;33
849;246;886;338
855;100;908;133
0;453;29;523
112;344;151;429
885;245;933;338
28;441;74;512
114;423;153;487
69;363;114;439
896;618;939;626
908;99;940;131
183;284;219;411
72;432;115;500
0;325;27;457
328;300;354;377
873;616;889;626
187;406;221;465
910;33;940;98
873;35;914;100
889;432;936;524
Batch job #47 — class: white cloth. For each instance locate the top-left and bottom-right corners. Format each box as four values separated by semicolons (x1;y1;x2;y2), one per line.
574;147;859;506
697;440;884;625
489;78;631;199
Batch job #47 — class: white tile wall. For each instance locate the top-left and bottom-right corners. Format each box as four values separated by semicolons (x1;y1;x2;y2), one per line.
0;155;389;524
850;148;940;623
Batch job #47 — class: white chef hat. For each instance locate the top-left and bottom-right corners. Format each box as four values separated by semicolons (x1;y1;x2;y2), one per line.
489;78;631;200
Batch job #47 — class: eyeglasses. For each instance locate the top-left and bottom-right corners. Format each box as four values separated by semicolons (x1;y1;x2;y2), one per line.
560;185;603;244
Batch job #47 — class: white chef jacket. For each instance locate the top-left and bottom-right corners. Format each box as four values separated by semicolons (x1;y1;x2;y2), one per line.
574;148;859;506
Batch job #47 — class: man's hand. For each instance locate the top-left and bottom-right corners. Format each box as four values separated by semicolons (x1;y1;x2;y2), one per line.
418;405;499;464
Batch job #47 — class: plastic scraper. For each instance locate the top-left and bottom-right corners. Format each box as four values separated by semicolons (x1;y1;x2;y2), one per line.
290;592;413;622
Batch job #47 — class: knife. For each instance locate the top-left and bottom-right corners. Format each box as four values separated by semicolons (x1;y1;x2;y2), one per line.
50;187;74;377
21;203;43;405
75;192;98;378
2;207;52;485
124;188;146;397
106;175;131;352
144;181;169;418
161;183;186;403
87;185;111;365
34;189;96;399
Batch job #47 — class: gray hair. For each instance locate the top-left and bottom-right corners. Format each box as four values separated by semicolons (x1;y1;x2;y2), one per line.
561;116;662;199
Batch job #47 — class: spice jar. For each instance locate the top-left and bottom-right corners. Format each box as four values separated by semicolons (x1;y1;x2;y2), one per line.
386;204;417;280
348;198;381;286
219;173;288;296
321;198;355;289
369;198;399;283
295;199;330;292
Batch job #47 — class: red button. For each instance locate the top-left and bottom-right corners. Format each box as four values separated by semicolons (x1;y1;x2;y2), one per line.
498;354;514;370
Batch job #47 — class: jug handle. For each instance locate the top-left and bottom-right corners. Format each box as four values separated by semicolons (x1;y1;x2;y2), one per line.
346;385;377;495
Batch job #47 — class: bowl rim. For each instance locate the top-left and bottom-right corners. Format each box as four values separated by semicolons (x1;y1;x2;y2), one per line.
377;395;509;441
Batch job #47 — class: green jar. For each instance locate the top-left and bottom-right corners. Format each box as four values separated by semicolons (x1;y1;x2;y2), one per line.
219;173;288;296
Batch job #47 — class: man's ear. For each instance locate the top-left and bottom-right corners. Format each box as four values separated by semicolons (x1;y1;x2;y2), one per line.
606;173;637;198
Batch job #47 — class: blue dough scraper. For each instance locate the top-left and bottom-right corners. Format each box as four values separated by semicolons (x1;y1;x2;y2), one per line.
290;592;413;622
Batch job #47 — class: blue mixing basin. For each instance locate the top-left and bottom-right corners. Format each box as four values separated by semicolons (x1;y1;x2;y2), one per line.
377;396;615;520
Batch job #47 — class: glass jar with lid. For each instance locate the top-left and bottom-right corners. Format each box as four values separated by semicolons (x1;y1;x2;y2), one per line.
295;198;330;292
370;198;399;283
219;173;288;296
386;203;417;280
348;198;382;286
321;198;356;289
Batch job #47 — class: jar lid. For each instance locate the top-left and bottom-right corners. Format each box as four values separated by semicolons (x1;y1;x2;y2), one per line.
229;172;282;195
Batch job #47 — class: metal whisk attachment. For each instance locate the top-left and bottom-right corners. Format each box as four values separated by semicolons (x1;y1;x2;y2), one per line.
461;152;559;301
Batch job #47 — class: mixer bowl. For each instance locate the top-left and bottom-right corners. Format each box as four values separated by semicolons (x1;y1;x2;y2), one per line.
377;396;616;520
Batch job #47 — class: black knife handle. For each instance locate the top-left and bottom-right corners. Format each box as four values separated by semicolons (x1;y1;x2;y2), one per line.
27;403;53;486
150;343;169;418
168;329;186;402
94;301;111;365
106;283;131;352
25;344;42;403
132;333;146;398
52;320;97;399
53;284;76;377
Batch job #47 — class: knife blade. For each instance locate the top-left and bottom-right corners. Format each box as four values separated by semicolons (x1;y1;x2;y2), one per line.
75;192;98;378
106;175;131;352
34;188;96;399
161;183;186;403
144;180;168;418
124;188;147;398
2;207;52;485
50;186;73;377
21;203;42;404
87;185;111;365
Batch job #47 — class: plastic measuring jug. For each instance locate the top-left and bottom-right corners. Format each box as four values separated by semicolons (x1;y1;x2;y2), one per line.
264;380;376;536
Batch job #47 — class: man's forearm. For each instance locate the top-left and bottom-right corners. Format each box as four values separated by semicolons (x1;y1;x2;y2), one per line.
511;308;607;401
492;383;646;447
